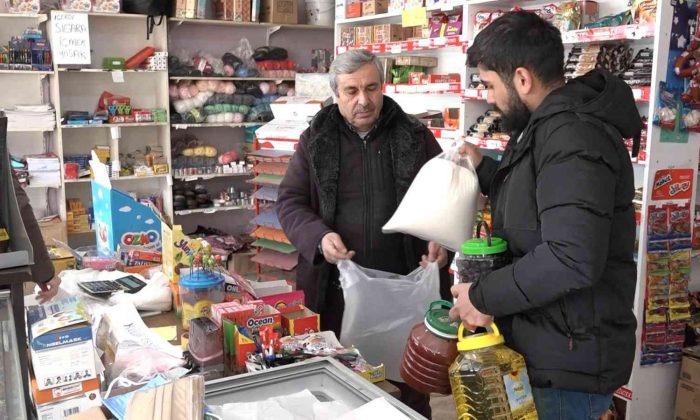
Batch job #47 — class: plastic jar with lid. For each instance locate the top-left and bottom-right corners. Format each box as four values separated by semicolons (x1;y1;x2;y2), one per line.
179;269;224;330
400;300;460;395
456;221;510;283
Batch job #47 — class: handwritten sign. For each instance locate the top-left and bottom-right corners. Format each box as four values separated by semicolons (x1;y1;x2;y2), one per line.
402;7;427;28
51;12;91;65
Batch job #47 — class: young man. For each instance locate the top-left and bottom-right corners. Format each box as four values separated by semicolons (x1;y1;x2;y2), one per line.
276;49;449;417
451;11;640;419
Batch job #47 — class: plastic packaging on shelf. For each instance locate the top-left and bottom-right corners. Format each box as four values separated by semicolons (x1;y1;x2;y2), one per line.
5;0;39;13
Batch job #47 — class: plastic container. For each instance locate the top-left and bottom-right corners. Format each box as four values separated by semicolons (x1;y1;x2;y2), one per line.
60;0;92;11
305;0;334;26
5;0;40;13
179;269;225;330
401;300;459;395
456;221;510;283
449;323;538;420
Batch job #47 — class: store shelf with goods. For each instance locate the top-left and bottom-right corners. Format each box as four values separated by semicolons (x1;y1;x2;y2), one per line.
383;82;462;95
169;76;296;81
0;69;54;75
171;123;262;129
168;18;333;30
64;174;170;184
465;136;508;152
632;86;651;102
57;68;166;74
336;10;403;25
428;126;460;140
174;204;250;216
336;35;468;55
172;171;252;181
0;13;47;21
561;23;656;44
61;122;168;129
462;88;489;101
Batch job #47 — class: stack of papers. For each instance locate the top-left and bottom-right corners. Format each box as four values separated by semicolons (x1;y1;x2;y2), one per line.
3;104;56;131
26;153;60;187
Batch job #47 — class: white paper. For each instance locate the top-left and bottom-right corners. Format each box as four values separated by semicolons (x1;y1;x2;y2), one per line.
111;70;125;83
338;398;410;420
110;126;121;139
51;12;91;65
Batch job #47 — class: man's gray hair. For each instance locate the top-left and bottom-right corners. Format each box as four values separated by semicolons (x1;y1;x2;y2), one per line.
329;49;385;95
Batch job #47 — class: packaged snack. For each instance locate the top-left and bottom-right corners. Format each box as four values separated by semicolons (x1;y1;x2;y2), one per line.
632;0;656;23
61;0;92;11
670;269;690;284
93;0;120;12
669;294;690;309
429;12;448;38
474;11;493;35
6;0;39;13
552;1;581;33
647;294;668;309
670;238;693;250
669;204;692;238
683;108;700;132
645;307;667;323
648;240;669;252
583;10;631;28
654;82;682;131
646;253;669;272
669;306;691;321
670;249;691;271
647;205;669;240
669;281;688;294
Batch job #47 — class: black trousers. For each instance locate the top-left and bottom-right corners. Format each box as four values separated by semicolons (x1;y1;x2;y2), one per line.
321;284;432;419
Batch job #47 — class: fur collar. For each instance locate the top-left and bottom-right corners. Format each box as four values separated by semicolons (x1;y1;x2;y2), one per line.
306;96;424;225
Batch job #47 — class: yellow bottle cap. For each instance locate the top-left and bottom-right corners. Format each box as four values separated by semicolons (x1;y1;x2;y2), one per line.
457;322;505;351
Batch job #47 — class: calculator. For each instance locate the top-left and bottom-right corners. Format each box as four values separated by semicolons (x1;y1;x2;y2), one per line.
78;276;147;296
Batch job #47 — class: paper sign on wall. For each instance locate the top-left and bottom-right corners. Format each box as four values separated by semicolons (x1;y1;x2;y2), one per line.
651;168;694;201
402;7;427;27
51;12;91;65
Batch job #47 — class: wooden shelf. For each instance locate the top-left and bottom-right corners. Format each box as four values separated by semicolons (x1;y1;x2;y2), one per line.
61;122;168;129
169;76;295;81
168;18;333;30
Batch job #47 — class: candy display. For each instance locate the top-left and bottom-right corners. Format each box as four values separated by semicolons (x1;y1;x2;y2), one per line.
179;244;226;330
621;48;653;86
564;43;633;81
0;27;52;71
466;110;507;140
5;0;39;13
173;182;252;212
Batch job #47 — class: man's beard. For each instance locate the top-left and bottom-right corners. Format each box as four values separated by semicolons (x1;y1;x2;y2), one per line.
498;83;531;134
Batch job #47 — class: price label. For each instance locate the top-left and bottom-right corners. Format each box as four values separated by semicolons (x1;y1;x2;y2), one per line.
433;37;447;46
51;12;91;65
111;70;124;83
391;44;402;54
418;38;431;47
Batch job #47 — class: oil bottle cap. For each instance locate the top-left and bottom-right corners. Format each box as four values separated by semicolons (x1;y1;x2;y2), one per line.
457;322;505;351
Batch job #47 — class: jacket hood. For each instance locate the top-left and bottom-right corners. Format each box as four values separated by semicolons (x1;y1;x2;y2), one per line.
532;69;642;151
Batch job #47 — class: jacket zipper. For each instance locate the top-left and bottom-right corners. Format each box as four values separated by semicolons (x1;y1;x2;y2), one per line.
362;138;372;255
559;299;574;351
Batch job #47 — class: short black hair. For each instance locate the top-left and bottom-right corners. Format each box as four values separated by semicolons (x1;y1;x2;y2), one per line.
468;11;564;87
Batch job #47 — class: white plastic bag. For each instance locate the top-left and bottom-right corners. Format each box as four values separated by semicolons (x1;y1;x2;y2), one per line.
338;260;440;382
382;146;480;251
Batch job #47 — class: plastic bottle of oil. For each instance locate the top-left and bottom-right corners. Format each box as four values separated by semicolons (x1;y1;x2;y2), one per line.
449;323;538;420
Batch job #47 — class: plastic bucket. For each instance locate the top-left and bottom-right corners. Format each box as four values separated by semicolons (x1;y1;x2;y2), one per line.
305;0;334;26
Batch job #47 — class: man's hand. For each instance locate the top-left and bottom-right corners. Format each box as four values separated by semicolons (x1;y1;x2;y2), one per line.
421;241;448;269
37;277;61;304
321;232;356;264
459;139;483;169
449;283;492;331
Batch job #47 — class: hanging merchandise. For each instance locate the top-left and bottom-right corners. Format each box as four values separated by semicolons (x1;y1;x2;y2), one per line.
651;168;694;201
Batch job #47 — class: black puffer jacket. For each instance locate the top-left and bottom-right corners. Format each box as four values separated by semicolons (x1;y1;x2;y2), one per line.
470;69;640;394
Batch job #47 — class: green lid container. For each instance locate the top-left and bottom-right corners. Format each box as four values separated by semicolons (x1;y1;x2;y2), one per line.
460;221;508;256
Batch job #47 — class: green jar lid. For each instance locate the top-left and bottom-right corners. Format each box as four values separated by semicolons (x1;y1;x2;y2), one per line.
424;300;459;339
461;236;508;256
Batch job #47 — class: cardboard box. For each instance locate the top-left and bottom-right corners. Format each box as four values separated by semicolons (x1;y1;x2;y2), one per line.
162;223;203;314
340;26;356;46
394;55;438;68
259;290;305;311
362;0;387;15
346;1;362;17
388;0;402;11
373;24;403;43
36;393;103;420
31;375;100;406
424;73;461;84
49;245;77;274
174;0;197;17
66;407;108;420
282;306;320;336
27;297;97;390
676;378;700;420
681;350;700;385
355;26;373;45
260;0;297;24
39;217;67;246
216;0;252;21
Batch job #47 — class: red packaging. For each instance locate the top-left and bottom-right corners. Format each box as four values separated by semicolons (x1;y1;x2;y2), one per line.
424;73;461;84
647;205;669;240
126;47;156;70
64;163;79;180
259;290;305;312
128;249;162;263
669;203;692;239
346;2;362;18
282;306;320;336
693;207;700;249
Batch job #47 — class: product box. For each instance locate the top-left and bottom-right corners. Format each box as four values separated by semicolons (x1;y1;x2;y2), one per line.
249;279;293;297
38;216;67;246
424;73;460;84
217;0;252;21
260;0;298;24
373;24;403;43
355;25;374;45
162;223;203;314
340;26;356;46
388;0;402;11
335;0;345;20
675;347;700;420
362;0;387;15
174;0;197;18
282;306;320;336
346;1;362;17
31;375;100;406
89;156;163;257
259;290;305;311
48;245;77;273
215;301;282;333
27;296;97;391
35;393;103;420
196;0;215;18
394;55;438;67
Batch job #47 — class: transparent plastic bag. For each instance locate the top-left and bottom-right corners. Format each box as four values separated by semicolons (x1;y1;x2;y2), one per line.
383;145;480;251
338;260;440;381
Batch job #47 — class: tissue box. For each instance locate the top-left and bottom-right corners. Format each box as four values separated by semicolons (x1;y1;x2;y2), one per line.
27;297;97;390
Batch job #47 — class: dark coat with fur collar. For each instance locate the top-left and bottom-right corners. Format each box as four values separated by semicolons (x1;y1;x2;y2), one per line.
276;96;450;313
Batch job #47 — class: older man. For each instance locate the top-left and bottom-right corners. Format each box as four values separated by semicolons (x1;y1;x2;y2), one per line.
276;49;449;417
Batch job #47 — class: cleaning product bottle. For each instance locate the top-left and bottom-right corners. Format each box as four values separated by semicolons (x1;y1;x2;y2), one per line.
449;323;538;420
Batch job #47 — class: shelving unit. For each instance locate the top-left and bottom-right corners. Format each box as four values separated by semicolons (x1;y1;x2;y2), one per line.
169;76;296;81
